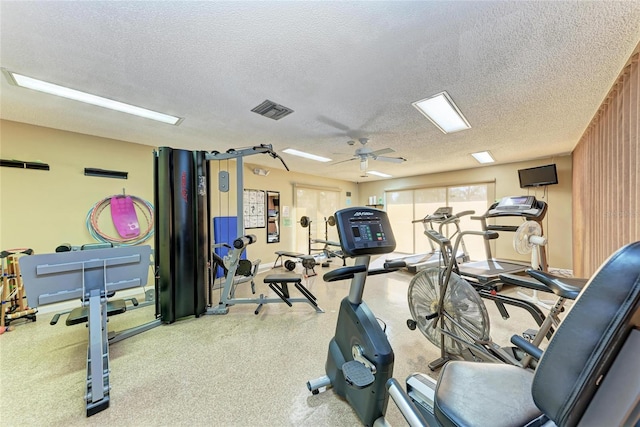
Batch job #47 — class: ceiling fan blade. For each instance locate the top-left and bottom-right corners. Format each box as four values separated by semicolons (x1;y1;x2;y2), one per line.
375;156;406;163
331;157;358;165
371;148;394;156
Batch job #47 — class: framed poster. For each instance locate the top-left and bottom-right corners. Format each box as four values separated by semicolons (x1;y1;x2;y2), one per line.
243;189;265;229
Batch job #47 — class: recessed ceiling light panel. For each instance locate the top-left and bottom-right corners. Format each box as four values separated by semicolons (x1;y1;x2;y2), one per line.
471;151;495;164
412;91;471;134
367;171;392;178
282;148;331;162
2;68;182;125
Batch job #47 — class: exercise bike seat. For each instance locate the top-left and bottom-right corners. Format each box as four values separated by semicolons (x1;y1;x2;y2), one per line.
526;270;588;300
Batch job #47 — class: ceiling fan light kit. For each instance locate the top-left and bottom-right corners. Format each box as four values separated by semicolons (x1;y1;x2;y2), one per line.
333;138;406;177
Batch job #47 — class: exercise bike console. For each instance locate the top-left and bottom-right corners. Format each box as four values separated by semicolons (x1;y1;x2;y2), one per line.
335;207;396;257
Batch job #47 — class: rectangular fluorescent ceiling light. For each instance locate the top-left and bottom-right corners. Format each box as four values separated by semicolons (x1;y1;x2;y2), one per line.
2;69;182;125
471;151;495;164
412;91;470;134
282;148;331;162
367;171;392;178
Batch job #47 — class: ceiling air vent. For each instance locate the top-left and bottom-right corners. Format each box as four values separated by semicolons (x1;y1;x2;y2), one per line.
251;99;294;120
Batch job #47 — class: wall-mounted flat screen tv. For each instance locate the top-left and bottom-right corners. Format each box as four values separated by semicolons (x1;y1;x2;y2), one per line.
518;164;558;188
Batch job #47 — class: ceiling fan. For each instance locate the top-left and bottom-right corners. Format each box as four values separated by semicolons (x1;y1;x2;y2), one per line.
333;138;406;174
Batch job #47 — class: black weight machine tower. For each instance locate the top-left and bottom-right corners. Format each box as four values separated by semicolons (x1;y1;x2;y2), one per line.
154;145;288;323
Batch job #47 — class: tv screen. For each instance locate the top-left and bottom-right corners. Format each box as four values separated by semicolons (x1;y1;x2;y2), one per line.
518;164;558;188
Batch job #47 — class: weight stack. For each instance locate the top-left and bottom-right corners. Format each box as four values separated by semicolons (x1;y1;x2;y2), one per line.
154;147;210;323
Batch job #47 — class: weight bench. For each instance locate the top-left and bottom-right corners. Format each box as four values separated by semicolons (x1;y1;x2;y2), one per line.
257;273;324;314
19;246;160;417
272;251;317;276
312;238;347;267
272;251;305;268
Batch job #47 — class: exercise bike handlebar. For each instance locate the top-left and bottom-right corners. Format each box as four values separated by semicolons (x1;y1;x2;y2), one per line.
435;210;475;235
322;260;406;282
411;209;475;225
233;234;257;249
425;228;498;255
323;265;367;282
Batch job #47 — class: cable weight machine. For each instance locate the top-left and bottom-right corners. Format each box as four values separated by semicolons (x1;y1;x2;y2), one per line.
154;145;288;323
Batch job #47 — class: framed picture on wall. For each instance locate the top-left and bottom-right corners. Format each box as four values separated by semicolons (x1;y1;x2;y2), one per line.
243;189;265;229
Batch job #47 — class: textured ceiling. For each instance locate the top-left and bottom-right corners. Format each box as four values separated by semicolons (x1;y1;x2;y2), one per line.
1;1;639;182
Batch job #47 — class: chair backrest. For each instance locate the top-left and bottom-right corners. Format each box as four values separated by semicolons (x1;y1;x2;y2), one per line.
531;241;640;426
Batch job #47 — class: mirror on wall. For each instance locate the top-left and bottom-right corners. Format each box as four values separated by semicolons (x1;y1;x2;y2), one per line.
267;191;280;243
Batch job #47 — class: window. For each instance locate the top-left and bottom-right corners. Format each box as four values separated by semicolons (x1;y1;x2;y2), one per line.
295;186;340;255
386;183;494;261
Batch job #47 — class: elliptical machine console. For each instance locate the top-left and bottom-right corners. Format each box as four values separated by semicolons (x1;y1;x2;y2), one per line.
307;207;410;426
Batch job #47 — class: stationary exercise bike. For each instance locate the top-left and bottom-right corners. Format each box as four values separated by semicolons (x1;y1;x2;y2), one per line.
307;207;425;426
407;221;537;369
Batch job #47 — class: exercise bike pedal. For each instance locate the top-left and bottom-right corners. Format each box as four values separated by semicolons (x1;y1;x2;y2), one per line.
342;360;374;389
407;319;417;330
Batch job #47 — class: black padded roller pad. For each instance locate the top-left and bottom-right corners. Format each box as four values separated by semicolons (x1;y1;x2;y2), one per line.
434;361;540;427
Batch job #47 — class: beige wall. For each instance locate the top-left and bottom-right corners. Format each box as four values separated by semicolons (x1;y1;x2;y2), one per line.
358;155;573;270
0;120;156;255
0;119;358;267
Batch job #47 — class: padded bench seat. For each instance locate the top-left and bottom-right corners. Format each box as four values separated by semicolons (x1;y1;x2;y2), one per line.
66;299;127;326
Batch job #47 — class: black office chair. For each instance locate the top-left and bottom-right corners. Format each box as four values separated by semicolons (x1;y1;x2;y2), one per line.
432;241;640;427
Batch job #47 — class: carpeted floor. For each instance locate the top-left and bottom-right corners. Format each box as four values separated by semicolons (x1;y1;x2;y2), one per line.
0;258;566;426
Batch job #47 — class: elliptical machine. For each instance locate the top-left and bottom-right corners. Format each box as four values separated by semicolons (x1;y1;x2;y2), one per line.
307;207;425;426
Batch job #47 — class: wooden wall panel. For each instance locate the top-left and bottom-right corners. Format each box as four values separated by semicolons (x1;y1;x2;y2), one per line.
572;49;639;276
